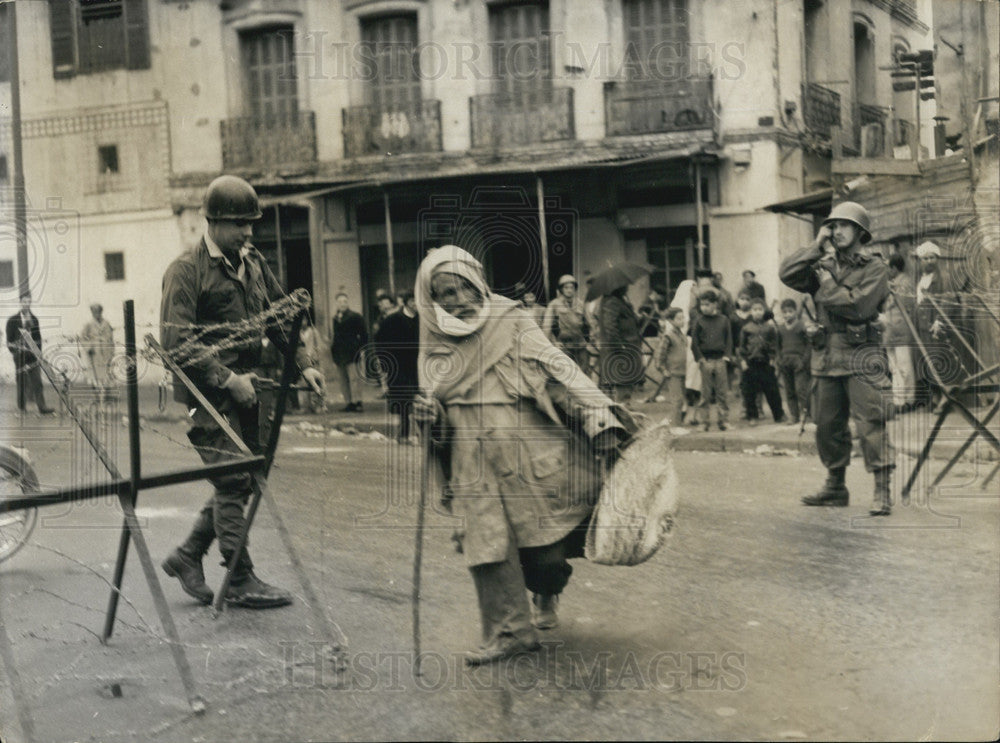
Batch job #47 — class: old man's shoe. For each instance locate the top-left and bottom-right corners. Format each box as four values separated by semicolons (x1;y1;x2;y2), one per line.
464;634;541;666
531;593;559;630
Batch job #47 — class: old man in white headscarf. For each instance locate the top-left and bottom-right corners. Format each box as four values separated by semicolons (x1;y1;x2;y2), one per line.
412;246;627;665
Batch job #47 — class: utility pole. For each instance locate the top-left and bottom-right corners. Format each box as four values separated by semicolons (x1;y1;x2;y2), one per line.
5;0;29;296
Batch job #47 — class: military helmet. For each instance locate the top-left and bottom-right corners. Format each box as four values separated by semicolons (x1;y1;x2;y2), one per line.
202;175;263;221
557;274;578;288
823;201;871;244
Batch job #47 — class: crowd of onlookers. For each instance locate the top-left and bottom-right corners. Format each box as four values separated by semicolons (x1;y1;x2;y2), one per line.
198;239;992;441
4;238;989;447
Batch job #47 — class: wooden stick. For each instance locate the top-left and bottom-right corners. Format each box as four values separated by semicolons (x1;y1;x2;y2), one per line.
412;419;432;676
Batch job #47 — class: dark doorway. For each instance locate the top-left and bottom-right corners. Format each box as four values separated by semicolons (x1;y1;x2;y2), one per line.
254;205;313;297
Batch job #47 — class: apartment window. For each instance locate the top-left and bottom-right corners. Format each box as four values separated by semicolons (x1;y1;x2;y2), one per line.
361;14;420;110
489;2;551;105
49;0;151;78
623;0;689;80
104;251;125;281
241;25;298;122
0;261;14;290
853;16;876;105
98;145;119;174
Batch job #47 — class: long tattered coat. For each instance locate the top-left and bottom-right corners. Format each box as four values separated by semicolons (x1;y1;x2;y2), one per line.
416;255;620;568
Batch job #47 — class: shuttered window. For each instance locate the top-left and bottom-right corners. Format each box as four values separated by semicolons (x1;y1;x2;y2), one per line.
361;14;420;111
241;26;298;122
489;2;551;106
622;0;688;80
48;0;150;78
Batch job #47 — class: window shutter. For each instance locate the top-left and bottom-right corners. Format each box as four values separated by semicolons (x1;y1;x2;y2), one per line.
49;0;77;79
124;0;150;70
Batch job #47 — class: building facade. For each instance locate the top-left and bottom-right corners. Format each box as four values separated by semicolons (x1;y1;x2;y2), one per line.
0;0;936;380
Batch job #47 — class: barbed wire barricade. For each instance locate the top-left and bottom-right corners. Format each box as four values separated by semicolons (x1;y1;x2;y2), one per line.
888;289;1000;505
0;290;352;712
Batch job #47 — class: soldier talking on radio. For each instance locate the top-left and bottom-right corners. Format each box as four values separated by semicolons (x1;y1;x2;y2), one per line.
779;202;894;516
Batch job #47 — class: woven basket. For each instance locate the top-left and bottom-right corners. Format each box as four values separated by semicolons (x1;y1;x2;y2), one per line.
585;421;678;566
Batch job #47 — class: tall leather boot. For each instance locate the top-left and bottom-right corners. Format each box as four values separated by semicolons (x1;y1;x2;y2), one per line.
162;510;215;604
869;468;892;516
801;467;849;506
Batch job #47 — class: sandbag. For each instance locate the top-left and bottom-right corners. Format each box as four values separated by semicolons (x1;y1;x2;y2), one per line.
585;420;678;566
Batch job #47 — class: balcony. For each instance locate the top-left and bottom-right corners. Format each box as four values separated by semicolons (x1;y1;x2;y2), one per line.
604;76;714;137
220;111;317;173
469;87;574;149
342;101;442;158
802;83;841;139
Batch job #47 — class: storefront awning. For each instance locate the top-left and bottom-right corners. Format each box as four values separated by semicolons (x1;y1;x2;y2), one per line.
257;144;719;205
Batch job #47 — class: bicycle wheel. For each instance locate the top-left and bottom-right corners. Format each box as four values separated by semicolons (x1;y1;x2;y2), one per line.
0;446;40;564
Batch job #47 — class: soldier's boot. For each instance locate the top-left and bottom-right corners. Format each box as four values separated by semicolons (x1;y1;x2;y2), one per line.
161;511;215;604
221;549;293;609
801;467;849;507
869;468;892;516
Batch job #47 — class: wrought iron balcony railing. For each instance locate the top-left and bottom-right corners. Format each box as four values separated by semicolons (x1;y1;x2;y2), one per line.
802;83;841;139
220;111;317;172
604;76;714;137
342;100;443;158
469;87;575;149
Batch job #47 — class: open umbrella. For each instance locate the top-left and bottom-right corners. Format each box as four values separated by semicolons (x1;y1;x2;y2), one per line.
585;262;655;302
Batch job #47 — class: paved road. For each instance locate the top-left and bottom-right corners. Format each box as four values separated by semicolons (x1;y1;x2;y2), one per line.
0;415;997;741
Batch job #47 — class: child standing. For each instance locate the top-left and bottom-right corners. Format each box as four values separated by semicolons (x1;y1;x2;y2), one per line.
690;290;732;431
656;307;689;431
739;297;785;425
776;298;811;424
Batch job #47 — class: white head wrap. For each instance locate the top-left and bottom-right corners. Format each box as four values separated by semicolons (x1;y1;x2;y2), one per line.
414;245;493;337
915;241;942;258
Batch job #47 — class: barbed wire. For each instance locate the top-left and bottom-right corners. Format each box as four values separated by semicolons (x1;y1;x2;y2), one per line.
4;289;313;381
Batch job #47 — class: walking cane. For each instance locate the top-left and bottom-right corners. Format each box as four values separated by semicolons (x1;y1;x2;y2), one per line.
412;415;432;677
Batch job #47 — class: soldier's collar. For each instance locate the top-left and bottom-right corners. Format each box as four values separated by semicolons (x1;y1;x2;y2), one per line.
836;248;870;267
203;233;249;269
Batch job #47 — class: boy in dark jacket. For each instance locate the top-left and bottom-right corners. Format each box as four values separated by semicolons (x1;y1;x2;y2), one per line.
690;291;731;431
776;298;811;424
739;298;785;425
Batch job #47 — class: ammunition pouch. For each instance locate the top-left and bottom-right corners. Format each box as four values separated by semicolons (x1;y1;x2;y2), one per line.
844;321;882;346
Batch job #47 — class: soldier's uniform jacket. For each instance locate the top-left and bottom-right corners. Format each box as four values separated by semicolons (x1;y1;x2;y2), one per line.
161;237;309;405
779;244;889;377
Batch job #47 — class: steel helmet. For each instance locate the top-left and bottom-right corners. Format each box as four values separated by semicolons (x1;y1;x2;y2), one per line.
202;175;263;221
558;274;578;288
823;201;871;244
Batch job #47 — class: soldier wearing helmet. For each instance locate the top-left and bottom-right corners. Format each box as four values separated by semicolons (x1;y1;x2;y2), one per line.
159;175;326;608
541;274;591;373
780;201;895;516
